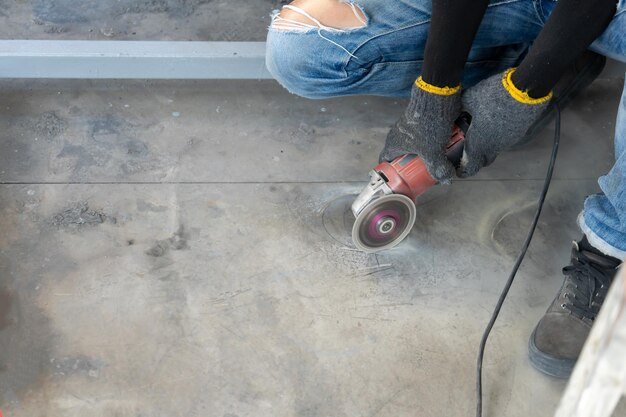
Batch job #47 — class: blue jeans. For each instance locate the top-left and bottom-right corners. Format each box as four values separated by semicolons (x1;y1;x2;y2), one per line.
266;0;626;259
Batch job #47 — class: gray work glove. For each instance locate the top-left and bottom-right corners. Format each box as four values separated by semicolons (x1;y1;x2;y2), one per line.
459;68;552;178
379;79;462;183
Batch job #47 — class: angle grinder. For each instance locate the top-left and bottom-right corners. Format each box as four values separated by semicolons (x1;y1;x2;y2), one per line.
351;113;471;252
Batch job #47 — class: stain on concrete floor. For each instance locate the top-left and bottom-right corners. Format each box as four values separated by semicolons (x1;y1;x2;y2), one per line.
0;78;624;417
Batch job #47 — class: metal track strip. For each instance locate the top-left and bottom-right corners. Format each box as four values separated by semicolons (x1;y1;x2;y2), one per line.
0;40;272;79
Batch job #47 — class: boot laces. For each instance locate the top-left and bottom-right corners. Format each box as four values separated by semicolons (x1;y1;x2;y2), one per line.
560;248;617;321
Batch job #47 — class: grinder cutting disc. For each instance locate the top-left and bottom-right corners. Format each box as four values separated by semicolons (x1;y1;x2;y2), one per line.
352;194;416;253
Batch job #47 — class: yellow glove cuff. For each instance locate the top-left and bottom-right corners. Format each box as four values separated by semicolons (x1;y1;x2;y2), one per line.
415;76;461;96
502;68;553;105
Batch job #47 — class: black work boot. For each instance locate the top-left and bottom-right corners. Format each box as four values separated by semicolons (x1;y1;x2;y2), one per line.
515;50;606;147
528;236;621;378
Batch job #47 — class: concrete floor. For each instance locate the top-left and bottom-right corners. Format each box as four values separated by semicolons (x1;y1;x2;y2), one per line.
0;0;284;41
0;77;625;417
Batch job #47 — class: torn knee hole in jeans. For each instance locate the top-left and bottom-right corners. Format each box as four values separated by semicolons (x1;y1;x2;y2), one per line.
270;1;367;32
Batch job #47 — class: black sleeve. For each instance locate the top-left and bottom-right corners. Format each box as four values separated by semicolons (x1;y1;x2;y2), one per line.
421;0;490;88
512;0;617;98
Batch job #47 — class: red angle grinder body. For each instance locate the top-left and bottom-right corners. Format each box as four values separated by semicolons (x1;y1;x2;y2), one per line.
351;113;470;252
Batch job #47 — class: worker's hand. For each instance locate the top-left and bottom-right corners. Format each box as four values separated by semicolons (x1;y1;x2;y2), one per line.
379;77;461;183
458;68;552;177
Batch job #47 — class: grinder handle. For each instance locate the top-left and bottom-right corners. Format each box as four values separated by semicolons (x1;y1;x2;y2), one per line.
374;112;472;201
445;112;471;168
445;135;465;167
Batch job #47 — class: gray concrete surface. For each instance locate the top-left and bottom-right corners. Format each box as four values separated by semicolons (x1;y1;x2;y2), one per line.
0;0;285;41
0;77;625;417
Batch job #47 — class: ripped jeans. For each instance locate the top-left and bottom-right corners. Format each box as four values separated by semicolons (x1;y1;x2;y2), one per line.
265;0;626;259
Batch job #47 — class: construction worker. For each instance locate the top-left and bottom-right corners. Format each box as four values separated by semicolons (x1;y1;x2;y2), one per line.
265;0;625;378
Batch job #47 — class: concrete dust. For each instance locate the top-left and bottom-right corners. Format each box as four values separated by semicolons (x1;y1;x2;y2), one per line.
33;112;67;140
50;354;104;378
320;194;358;248
51;202;114;229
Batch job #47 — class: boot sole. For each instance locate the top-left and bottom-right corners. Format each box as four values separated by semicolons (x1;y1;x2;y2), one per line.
528;327;576;379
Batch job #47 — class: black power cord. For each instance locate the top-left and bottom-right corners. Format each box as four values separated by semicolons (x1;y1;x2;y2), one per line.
475;103;561;417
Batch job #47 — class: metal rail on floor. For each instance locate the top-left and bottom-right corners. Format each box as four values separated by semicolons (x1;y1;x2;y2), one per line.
2;40;623;80
0;40;273;79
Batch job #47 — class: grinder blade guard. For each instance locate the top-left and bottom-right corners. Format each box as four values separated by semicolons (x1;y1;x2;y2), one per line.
351;113;471;253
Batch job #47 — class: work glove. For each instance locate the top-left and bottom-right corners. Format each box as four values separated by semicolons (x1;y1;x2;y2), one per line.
458;68;552;177
379;77;461;183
